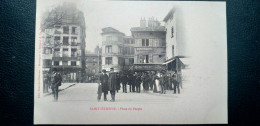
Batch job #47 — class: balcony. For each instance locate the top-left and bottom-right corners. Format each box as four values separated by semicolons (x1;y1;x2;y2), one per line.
71;42;77;46
54;30;61;34
52;57;79;61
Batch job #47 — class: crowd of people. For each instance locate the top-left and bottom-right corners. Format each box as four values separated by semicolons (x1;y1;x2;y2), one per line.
97;68;183;102
43;68;183;102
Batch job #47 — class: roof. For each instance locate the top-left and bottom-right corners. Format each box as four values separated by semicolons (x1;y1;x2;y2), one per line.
163;8;176;22
130;26;166;32
101;27;125;36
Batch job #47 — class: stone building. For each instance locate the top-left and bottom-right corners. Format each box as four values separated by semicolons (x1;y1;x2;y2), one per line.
101;27;125;72
122;36;135;71
164;8;177;59
42;3;86;82
85;53;102;79
130;17;166;71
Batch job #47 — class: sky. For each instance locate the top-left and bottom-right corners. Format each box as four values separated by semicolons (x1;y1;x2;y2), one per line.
37;0;226;57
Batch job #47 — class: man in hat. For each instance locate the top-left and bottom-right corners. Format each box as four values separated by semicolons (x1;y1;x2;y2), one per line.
135;72;142;93
172;71;180;94
108;68;117;101
142;72;150;92
98;69;109;101
121;71;128;93
159;69;167;94
51;71;62;101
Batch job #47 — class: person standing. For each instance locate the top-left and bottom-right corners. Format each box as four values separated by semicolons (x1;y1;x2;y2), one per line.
131;73;136;92
142;72;150;92
148;71;153;90
159;70;167;94
108;68;117;102
128;73;134;92
51;71;62;102
121;72;128;93
116;72;121;93
98;69;109;101
172;72;180;94
135;72;142;93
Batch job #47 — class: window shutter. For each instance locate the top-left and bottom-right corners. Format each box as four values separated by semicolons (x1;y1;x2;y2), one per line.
149;54;153;63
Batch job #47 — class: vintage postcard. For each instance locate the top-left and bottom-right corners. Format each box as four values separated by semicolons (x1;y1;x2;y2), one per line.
34;0;227;124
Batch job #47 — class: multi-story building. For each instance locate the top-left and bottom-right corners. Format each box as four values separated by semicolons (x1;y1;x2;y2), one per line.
122;36;135;71
42;4;86;82
164;8;177;59
85;53;102;77
163;8;186;72
130;17;166;71
101;27;125;72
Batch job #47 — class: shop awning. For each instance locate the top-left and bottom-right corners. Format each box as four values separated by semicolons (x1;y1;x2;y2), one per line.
162;58;175;65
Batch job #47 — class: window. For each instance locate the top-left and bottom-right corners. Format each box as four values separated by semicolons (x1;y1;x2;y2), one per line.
146;39;149;46
71;49;77;57
63;37;69;45
105;45;112;53
72;27;76;34
62;61;68;66
54;48;60;57
71;37;77;43
54;36;60;45
129;58;134;65
43;59;51;67
93;58;96;62
106;36;112;41
130;47;134;54
139;55;149;63
93;64;95;66
63;26;69;34
172;45;174;57
44;48;52;54
171;26;174;38
46;36;51;44
63;48;69;57
71;61;76;66
119;46;123;54
142;39;149;46
159;55;162;58
54;61;59;66
142;39;145;46
105;57;112;65
118;57;125;66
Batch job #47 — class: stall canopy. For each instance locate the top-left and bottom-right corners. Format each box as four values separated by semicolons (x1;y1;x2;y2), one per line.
162;57;185;71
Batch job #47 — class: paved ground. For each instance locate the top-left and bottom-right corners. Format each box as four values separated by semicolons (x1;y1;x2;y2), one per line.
34;70;227;124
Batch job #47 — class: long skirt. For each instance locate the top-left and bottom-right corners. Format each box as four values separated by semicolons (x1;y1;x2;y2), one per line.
155;80;161;93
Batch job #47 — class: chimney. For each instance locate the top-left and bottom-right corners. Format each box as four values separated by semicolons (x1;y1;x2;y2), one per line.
140;17;146;27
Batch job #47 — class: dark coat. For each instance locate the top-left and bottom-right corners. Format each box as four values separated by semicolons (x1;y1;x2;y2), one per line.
52;73;62;88
121;74;128;85
128;74;134;85
159;74;167;86
135;75;142;85
108;72;117;91
99;73;109;92
116;74;121;90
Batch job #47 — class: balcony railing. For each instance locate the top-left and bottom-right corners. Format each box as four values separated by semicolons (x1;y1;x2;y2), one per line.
71;42;77;46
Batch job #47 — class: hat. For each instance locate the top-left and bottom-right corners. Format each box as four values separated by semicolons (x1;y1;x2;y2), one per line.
102;69;106;73
161;69;166;73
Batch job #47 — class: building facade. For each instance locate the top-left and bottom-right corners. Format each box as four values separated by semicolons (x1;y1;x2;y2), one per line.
101;27;125;72
85;53;102;78
164;8;177;59
122;36;135;71
42;4;86;82
131;17;166;71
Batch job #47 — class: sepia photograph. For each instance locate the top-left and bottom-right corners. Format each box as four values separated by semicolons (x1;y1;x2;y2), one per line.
34;0;227;124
